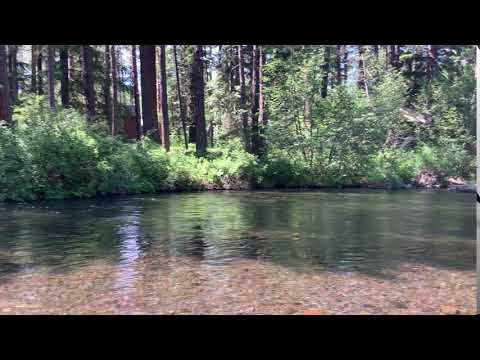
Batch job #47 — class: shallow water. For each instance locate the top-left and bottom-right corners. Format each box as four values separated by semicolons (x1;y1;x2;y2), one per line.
0;190;476;314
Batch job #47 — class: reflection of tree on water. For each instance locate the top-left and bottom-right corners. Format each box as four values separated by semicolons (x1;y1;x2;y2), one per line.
0;191;475;285
112;209;142;294
185;224;207;260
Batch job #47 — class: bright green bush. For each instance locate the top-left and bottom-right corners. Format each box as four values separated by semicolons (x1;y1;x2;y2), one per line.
1;99;171;201
256;150;310;188
0;95;475;202
167;139;257;190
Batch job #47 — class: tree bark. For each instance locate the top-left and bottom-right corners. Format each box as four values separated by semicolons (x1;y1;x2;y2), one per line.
389;45;397;68
60;46;70;107
343;45;349;82
104;45;113;133
81;45;96;121
321;46;330;98
357;45;365;88
0;45;11;124
8;45;18;104
139;45;160;142
335;45;342;85
427;45;439;79
47;45;56;110
131;45;142;140
69;50;76;85
31;45;37;93
258;46;267;156
158;45;170;151
190;45;207;156
173;45;188;148
238;45;250;151
37;46;43;95
111;45;119;135
250;45;261;155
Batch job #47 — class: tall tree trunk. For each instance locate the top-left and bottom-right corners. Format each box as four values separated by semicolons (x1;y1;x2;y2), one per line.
335;45;342;85
321;46;330;98
238;45;250;151
69;50;75;85
111;45;119;134
60;46;70;107
395;45;402;69
116;46;124;106
81;45;96;121
389;45;397;68
190;45;207;156
131;45;142;140
0;45;11;125
31;45;37;93
250;45;261;155
47;45;56;110
373;45;379;59
158;45;170;151
229;46;236;93
257;46;267;156
358;45;365;89
104;45;113;133
384;45;389;68
173;45;188;149
427;45;439;79
8;45;18;104
140;45;160;142
343;45;349;82
357;45;369;98
37;46;43;95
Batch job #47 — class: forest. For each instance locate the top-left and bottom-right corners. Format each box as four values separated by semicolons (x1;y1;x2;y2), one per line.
0;45;476;201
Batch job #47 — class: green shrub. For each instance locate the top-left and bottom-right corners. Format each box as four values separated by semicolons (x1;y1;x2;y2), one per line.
257;151;309;188
0;95;475;202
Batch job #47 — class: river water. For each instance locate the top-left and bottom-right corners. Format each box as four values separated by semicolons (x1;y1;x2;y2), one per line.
0;190;476;314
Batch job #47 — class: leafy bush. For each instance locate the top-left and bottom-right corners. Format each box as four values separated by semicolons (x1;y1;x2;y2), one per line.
0;94;475;202
256;150;310;188
167;139;257;190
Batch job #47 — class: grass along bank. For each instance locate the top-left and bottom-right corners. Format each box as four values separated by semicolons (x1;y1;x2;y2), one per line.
0;102;475;202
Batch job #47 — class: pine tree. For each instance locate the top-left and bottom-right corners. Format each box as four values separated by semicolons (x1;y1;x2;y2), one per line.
0;45;11;124
60;46;70;107
37;45;44;95
31;45;37;93
238;45;250;152
173;45;188;148
140;45;160;142
47;45;56;110
250;45;261;155
190;45;207;156
8;45;18;104
81;45;96;120
321;46;330;98
131;45;142;140
103;45;113;133
111;45;119;134
158;45;170;151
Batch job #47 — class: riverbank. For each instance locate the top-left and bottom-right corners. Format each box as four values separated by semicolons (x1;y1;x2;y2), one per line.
1;104;475;202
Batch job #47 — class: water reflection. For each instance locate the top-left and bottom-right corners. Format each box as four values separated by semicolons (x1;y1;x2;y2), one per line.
113;213;142;293
0;190;475;281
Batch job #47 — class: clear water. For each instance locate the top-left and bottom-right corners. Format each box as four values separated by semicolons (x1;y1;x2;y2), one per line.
0;190;475;279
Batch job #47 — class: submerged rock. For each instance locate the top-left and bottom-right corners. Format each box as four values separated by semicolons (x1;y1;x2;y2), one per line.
446;177;476;193
415;171;440;188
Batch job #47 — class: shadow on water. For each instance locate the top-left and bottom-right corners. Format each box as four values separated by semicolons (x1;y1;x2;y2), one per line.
0;190;476;282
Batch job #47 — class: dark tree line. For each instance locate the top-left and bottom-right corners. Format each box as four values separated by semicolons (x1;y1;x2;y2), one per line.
0;45;475;159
